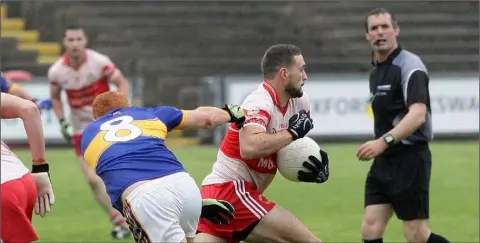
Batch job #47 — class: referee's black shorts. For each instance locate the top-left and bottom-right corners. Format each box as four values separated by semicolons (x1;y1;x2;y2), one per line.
364;144;431;220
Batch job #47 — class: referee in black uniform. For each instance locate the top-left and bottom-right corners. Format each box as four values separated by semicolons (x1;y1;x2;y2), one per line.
356;8;450;243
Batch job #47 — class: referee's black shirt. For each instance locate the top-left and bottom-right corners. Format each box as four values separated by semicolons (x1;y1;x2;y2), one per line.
369;47;432;153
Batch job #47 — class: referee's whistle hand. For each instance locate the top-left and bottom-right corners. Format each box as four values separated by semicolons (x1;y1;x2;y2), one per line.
356;139;387;161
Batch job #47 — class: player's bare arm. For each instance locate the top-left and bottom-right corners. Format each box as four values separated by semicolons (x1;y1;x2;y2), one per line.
180;105;245;130
240;109;313;159
1;93;55;217
1;93;45;162
50;83;65;120
9;85;35;101
109;69;129;95
239;125;293;159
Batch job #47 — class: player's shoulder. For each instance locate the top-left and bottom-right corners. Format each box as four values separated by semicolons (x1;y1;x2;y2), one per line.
242;83;275;110
81;120;99;142
47;57;67;77
86;49;112;63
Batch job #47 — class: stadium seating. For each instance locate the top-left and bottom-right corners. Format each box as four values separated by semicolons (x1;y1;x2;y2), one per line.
1;1;478;107
1;4;61;74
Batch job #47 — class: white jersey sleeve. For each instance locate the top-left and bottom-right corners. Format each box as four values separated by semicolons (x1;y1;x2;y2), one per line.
48;61;62;87
241;89;274;131
93;52;117;80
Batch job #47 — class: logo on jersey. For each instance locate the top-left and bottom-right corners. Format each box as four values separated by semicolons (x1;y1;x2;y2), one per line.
247;107;260;116
257;157;276;170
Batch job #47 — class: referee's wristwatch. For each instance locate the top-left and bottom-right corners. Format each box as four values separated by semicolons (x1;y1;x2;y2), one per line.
382;134;395;147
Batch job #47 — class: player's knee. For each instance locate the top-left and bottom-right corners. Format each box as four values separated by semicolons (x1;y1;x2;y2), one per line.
194;233;225;243
361;217;386;239
403;219;430;243
247;205;321;243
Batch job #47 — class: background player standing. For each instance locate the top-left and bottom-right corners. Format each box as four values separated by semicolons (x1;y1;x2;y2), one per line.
81;91;244;243
1;93;54;243
196;44;330;243
48;25;131;238
357;8;450;243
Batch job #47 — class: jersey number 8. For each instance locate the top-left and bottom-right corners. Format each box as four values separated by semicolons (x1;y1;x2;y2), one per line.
100;115;142;142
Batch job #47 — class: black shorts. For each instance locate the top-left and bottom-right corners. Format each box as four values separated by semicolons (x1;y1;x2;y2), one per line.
364;146;432;220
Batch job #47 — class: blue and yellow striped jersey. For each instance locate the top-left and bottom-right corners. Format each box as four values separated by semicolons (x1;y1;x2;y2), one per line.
0;76;16;94
80;106;188;210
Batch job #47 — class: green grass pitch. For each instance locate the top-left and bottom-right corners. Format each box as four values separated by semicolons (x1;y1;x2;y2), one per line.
12;141;479;242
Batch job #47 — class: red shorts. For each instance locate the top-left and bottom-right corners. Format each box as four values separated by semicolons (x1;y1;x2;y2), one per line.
197;180;276;243
72;134;82;157
1;173;38;243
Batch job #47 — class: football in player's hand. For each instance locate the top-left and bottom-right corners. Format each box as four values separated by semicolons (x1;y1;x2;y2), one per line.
276;136;321;182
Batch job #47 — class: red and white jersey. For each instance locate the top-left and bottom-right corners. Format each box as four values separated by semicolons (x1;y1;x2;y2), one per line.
1;141;29;184
202;81;310;192
48;49;117;134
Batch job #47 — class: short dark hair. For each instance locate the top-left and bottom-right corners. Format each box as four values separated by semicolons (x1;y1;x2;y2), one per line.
364;8;398;32
261;44;302;79
65;24;83;31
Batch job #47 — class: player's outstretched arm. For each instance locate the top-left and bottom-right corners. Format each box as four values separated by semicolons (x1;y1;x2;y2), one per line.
9;84;35;101
1;93;55;217
181;105;245;130
0;93;45;160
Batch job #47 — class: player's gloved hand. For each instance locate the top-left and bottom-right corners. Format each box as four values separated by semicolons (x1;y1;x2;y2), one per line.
31;162;55;217
222;104;246;129
287;110;314;140
298;150;329;183
201;198;235;225
35;99;53;110
59;118;72;142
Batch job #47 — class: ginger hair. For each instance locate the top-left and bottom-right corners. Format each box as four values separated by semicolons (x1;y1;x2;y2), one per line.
92;91;129;119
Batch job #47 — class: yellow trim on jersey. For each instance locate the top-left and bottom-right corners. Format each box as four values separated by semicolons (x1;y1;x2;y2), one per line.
84;131;110;170
7;83;17;94
174;110;187;130
366;104;374;120
83;119;168;170
131;119;167;138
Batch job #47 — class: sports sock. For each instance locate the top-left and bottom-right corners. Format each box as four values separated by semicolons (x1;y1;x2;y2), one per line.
111;211;127;227
363;238;383;243
427;233;450;243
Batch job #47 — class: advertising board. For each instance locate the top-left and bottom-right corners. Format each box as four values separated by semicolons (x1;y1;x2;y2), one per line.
223;74;479;137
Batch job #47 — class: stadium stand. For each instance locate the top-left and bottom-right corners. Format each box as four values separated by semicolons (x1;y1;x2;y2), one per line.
1;4;61;73
1;1;478;108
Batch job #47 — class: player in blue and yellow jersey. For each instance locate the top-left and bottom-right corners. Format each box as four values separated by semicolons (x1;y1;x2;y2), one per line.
80;91;245;243
0;75;52;111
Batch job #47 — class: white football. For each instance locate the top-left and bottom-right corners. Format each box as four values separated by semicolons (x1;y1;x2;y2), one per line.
277;137;321;182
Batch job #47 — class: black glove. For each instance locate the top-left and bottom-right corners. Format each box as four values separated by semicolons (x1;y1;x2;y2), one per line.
298;150;329;183
287;110;313;140
200;199;235;225
222;104;246;129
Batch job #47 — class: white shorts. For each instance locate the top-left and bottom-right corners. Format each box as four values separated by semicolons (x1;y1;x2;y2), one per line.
123;172;202;243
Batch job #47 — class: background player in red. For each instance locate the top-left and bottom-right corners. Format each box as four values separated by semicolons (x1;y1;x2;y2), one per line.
48;25;131;239
1;93;54;243
196;44;330;243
